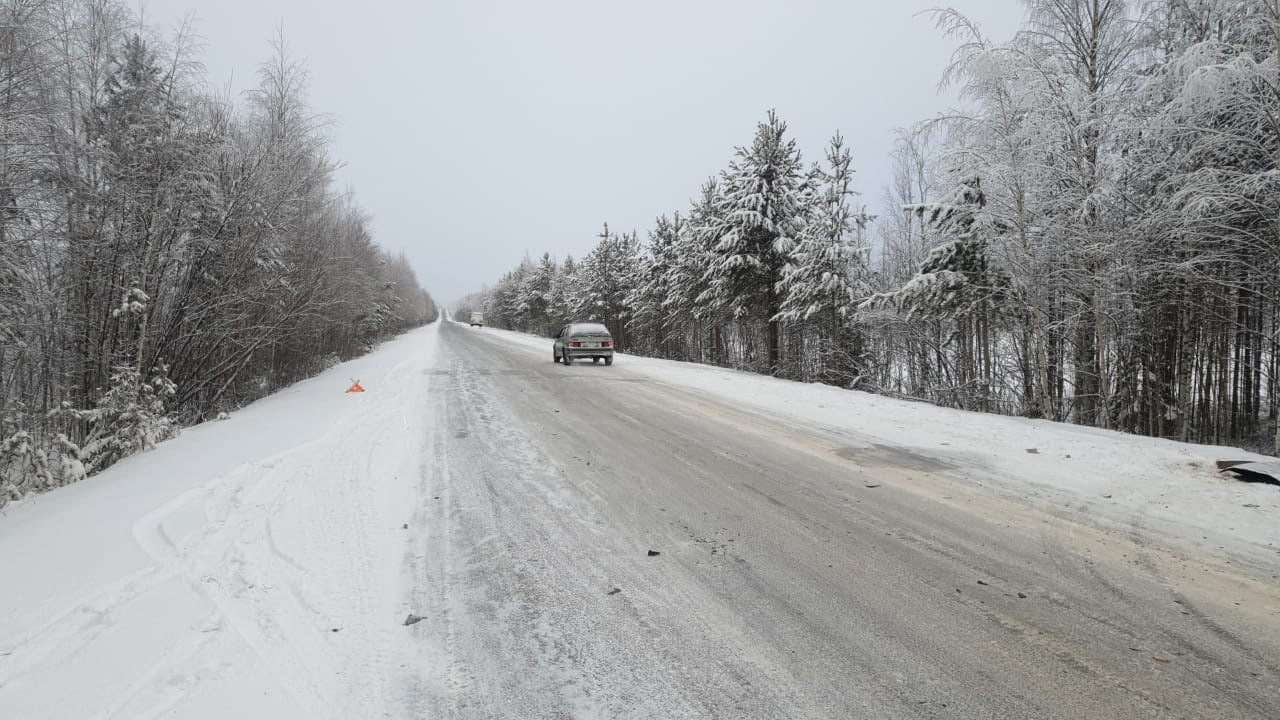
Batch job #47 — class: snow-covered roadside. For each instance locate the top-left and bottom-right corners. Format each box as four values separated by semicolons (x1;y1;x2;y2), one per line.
468;322;1279;567
0;322;440;718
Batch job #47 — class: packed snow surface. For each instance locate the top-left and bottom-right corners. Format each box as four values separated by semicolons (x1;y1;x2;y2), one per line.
0;327;439;717
485;323;1279;566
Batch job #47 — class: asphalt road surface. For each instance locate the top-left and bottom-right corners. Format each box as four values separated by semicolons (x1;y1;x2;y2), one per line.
405;320;1280;719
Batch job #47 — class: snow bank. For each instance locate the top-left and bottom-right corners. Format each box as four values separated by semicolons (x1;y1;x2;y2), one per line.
0;323;440;718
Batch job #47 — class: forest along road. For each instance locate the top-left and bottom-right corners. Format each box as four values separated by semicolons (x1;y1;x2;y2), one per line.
408;320;1280;719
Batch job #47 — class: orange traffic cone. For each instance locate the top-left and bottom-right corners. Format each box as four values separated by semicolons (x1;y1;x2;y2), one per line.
346;379;365;393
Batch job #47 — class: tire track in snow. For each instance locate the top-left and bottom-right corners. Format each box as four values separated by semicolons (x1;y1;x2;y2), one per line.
0;564;176;686
113;342;425;717
0;326;440;719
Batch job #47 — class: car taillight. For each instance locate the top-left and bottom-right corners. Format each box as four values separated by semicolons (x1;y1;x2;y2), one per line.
569;341;581;347
601;341;612;348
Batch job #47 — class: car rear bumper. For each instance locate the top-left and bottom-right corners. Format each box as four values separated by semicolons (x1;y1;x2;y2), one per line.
564;347;614;358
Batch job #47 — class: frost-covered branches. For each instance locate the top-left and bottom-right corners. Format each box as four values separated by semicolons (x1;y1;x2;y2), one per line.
468;0;1280;454
0;1;437;506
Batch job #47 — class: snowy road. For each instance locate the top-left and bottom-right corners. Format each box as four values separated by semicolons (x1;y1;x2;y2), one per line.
417;320;1280;719
2;319;1279;718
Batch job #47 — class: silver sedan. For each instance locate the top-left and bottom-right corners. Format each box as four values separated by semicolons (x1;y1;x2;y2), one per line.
553;323;614;365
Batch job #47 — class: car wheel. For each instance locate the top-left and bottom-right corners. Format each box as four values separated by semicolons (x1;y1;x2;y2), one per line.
604;356;613;366
553;351;560;363
563;354;573;366
592;357;600;364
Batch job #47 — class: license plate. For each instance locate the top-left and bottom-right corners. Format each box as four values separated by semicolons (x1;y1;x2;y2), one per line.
582;342;599;348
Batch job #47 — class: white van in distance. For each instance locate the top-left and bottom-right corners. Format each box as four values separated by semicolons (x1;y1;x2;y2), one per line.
469;312;485;327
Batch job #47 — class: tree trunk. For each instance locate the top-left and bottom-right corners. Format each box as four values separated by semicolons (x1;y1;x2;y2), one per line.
981;300;993;413
1177;295;1195;443
1074;309;1098;425
1274;1;1280;456
766;319;780;376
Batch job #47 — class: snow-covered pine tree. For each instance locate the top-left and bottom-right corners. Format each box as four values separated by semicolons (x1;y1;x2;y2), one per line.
519;253;557;335
74;364;177;473
775;133;873;384
549;255;576;328
863;176;1010;410
486;264;528;330
674;179;724;363
699;111;810;375
627;214;683;357
866;178;1008;316
576;224;640;347
0;421;51;508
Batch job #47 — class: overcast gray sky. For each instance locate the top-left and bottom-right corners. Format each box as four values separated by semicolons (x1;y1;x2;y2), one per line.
141;0;1023;304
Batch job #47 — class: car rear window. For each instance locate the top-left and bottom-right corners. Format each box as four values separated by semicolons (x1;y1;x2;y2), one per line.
571;323;610;335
